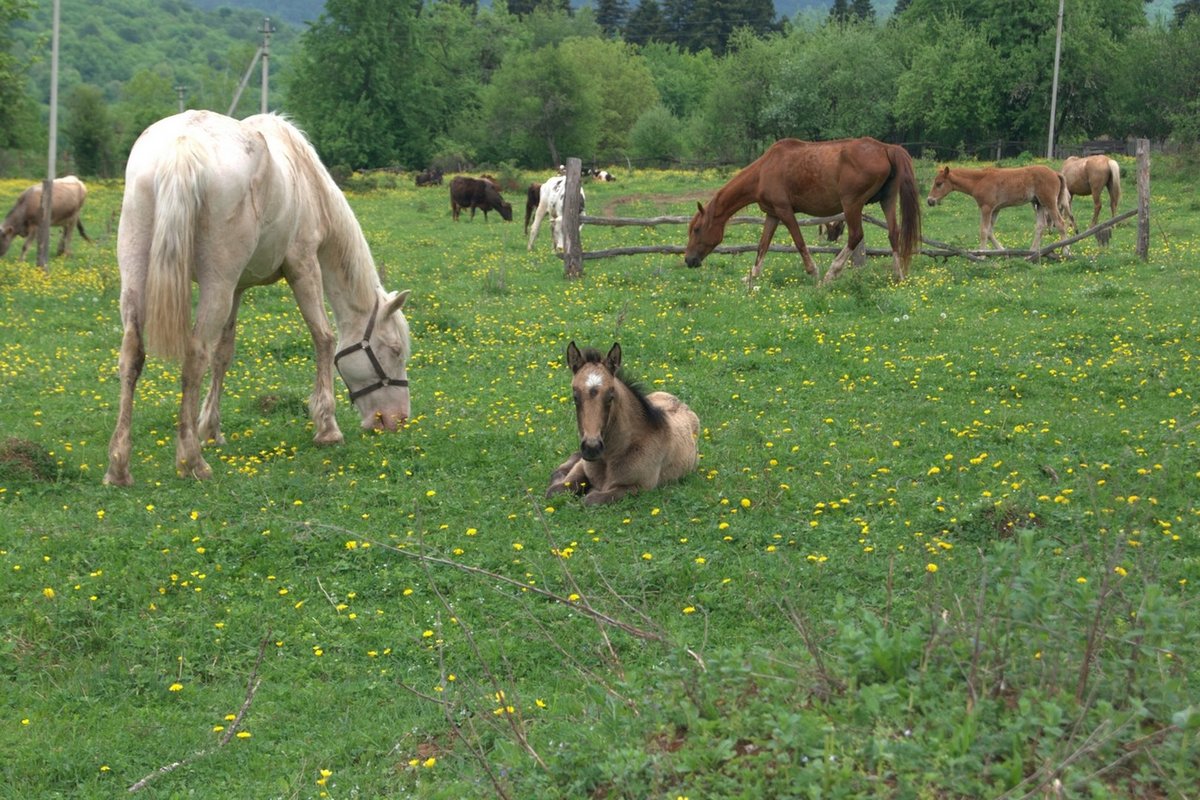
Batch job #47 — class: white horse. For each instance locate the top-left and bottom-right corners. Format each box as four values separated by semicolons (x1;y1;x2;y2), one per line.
526;174;585;252
105;110;413;486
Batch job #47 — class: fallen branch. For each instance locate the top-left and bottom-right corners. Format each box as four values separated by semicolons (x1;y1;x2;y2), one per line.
128;633;270;793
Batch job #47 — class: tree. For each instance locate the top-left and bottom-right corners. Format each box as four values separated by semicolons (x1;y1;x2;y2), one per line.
629;105;683;164
892;15;1006;152
63;84;116;177
595;0;629;36
559;37;660;158
829;0;849;24
0;0;35;150
477;43;600;167
286;0;429;169
625;0;665;45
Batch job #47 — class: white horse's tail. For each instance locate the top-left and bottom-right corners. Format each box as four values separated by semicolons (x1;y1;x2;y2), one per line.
143;139;206;361
1107;158;1122;211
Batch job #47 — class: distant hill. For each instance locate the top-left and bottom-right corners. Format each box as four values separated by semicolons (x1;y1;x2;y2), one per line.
182;0;1180;27
187;0;324;27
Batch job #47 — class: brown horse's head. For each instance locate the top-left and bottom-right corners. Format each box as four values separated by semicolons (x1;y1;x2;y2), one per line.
567;341;622;461
926;166;953;207
684;202;723;268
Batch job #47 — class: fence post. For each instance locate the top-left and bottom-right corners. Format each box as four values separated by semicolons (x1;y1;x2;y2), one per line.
562;158;584;279
1136;138;1150;261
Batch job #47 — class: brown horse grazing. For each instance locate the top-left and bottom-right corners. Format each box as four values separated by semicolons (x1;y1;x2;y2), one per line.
926;165;1071;254
0;176;92;260
1061;155;1121;241
547;342;699;506
683;137;922;284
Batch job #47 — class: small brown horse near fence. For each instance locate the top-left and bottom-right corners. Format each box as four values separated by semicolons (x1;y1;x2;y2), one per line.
926;165;1071;254
547;342;699;505
1061;155;1121;243
683;137;922;284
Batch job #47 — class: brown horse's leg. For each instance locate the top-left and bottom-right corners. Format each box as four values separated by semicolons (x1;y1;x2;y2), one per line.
981;206;1003;250
747;216;780;282
775;213;819;281
104;323;146;486
823;207;864;284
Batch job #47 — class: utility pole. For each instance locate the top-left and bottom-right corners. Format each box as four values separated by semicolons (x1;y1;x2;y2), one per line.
37;0;60;272
1047;0;1065;158
260;17;274;114
175;85;186;112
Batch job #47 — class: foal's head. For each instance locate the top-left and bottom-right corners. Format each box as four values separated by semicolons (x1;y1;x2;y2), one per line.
926;166;954;207
566;341;623;461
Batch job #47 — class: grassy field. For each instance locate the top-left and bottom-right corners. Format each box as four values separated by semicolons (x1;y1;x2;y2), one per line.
1;155;1198;799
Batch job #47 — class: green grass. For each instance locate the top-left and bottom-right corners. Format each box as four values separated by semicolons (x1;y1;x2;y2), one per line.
1;158;1197;799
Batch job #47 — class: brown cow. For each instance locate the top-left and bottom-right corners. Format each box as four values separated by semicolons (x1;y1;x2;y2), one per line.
0;176;92;260
449;175;513;222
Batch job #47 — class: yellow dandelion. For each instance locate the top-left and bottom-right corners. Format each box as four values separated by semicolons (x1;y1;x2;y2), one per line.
925;563;938;573
168;683;183;692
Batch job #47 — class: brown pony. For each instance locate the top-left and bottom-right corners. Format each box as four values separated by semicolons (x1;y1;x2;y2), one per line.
1061;155;1121;241
547;342;699;505
684;137;922;284
926;165;1071;253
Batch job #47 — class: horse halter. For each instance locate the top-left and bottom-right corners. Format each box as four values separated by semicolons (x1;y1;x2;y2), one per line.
333;298;408;403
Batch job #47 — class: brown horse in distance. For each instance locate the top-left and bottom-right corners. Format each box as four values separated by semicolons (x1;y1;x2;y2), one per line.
547;342;699;505
926;165;1071;254
1061;155;1122;244
683;137;922;284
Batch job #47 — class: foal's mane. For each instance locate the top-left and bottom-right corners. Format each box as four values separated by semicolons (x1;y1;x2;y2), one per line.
577;347;667;430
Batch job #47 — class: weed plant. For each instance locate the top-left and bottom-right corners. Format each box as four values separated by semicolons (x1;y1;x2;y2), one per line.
0;158;1197;798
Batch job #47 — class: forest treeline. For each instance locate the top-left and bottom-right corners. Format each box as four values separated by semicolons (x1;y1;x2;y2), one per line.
2;0;1199;177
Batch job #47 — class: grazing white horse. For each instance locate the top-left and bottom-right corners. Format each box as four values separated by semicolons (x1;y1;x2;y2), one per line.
526;175;585;252
105;110;413;486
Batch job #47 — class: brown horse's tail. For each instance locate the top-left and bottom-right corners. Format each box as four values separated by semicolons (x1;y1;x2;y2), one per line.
143;140;206;362
887;144;922;270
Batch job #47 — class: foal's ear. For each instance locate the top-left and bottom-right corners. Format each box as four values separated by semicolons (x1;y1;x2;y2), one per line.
939;166;950;177
566;340;583;372
605;342;622;373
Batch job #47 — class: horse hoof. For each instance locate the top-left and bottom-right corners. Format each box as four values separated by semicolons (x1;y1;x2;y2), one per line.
314;431;344;446
103;470;133;487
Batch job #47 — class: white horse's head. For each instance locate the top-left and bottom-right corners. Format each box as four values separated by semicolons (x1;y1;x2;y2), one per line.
335;289;412;431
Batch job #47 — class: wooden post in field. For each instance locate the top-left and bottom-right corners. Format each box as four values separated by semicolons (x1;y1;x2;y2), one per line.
1136;138;1150;261
562;158;584;278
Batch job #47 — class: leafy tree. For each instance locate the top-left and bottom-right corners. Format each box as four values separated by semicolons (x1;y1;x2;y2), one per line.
0;0;34;150
286;0;428;169
116;68;177;157
691;27;790;162
477;43;600;167
892;15;1006;152
829;0;849;24
762;22;898;141
629;104;683;163
559;37;659;158
638;41;716;119
63;84;116;177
